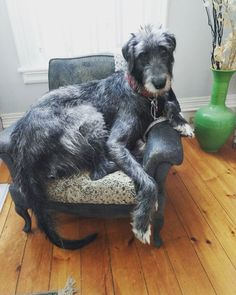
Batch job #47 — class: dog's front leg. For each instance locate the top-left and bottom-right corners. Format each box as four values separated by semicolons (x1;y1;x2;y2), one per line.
107;118;157;244
164;89;194;137
90;157;119;180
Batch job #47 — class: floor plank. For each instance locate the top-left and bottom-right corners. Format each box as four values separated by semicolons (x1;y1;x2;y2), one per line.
16;215;52;295
106;218;148;295
174;158;236;268
49;214;82;292
0;202;28;295
218;143;236;171
189;138;236;172
184;139;236;225
167;169;236;295
0;160;10;183
136;237;182;295
162;200;215;295
80;217;114;295
0;194;12;236
183;139;228;181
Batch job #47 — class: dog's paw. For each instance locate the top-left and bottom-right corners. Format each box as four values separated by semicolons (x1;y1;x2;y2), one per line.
174;124;195;138
132;223;151;244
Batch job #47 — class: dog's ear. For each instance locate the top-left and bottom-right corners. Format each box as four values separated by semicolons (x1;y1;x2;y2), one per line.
166;33;176;52
122;35;136;73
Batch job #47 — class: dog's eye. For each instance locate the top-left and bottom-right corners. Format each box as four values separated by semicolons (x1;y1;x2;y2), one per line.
138;52;148;60
159;47;167;54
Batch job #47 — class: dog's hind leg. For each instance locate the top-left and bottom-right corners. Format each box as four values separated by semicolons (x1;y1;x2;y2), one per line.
11;104;107;249
10;184;32;233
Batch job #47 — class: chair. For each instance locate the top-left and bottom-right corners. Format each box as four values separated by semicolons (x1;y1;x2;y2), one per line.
233;130;236;148
0;54;183;247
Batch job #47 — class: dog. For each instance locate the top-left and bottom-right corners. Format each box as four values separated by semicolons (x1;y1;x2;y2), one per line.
10;25;193;249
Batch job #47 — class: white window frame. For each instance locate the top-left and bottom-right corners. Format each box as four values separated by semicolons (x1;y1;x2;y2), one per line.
6;0;169;84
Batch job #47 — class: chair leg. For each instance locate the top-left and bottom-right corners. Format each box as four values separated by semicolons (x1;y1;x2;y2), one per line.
153;216;164;248
233;129;236;149
152;191;165;248
151;163;171;248
9;184;32;233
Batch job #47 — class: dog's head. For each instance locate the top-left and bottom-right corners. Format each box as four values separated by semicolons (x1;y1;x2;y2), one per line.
122;25;176;97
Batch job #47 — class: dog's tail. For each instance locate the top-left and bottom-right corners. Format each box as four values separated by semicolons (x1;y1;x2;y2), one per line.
20;172;97;250
36;209;98;250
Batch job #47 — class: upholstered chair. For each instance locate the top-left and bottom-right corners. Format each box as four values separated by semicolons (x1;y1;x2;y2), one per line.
0;54;183;247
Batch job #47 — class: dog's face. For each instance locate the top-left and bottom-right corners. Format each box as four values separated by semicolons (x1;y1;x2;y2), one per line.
122;25;176;97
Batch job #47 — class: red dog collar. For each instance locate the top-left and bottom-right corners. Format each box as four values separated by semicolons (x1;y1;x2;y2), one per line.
125;73;156;99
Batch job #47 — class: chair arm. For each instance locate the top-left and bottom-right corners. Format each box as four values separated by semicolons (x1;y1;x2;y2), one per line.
0;125;16;179
143;121;183;178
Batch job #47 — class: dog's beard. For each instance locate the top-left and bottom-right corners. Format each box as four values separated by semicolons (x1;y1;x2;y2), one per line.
144;74;171;97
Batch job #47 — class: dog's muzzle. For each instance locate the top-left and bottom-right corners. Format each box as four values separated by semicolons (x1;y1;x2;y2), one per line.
152;76;167;90
144;75;171;96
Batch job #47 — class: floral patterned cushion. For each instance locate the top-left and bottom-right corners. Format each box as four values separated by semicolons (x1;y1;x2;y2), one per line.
47;171;136;205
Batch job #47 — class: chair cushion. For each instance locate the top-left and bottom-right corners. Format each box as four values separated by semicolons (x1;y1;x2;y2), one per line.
47;171;136;205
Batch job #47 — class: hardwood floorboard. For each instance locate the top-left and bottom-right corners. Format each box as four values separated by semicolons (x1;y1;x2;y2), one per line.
49;214;82;291
161;200;215;295
184;139;236;226
16;215;52;295
174;158;236;268
0;160;10;183
189;138;236;172
167;166;236;295
0;194;12;236
135;234;182;295
0;202;28;295
218;143;236;171
106;218;148;295
80;217;114;295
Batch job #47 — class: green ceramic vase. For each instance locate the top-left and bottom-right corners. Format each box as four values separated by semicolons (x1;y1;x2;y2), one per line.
194;69;236;152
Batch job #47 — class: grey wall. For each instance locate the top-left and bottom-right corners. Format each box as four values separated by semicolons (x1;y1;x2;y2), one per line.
169;0;236;97
0;0;236;114
0;0;48;114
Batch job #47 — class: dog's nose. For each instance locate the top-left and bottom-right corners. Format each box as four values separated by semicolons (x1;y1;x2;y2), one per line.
152;77;166;89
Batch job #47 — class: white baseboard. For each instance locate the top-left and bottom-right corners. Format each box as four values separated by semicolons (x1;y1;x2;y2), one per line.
1;94;236;128
0;184;9;212
0;117;3;131
0;112;25;128
179;93;236;111
18;67;48;84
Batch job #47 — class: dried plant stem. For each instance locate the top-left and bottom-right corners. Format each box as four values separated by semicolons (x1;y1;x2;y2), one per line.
228;19;236;68
203;0;236;70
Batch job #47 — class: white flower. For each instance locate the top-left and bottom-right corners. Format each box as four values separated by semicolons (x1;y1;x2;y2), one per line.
214;46;225;63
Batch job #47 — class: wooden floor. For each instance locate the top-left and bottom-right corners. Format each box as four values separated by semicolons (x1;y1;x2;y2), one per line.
0;138;236;295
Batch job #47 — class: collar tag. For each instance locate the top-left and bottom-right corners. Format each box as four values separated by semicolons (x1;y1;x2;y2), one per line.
150;98;158;120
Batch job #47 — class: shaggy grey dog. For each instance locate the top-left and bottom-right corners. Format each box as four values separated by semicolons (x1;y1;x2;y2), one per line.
10;25;193;249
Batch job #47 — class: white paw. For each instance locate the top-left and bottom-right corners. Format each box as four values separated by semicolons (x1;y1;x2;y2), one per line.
132;224;151;244
174;124;195;137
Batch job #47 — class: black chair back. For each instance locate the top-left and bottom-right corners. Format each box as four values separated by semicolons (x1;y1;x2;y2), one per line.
48;54;115;90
